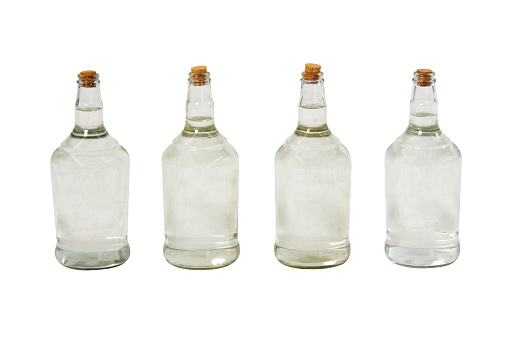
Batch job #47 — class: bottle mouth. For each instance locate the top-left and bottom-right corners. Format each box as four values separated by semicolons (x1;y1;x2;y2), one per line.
189;72;210;86
413;69;435;87
78;70;99;88
301;63;323;83
189;65;210;86
301;71;323;84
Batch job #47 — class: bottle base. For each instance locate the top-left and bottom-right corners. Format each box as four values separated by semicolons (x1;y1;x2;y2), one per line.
55;244;130;270
274;244;350;269
385;243;460;268
163;244;240;270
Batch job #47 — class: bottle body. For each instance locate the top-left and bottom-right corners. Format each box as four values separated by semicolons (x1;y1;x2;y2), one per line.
51;123;130;269
275;132;351;268
385;129;461;267
162;132;239;269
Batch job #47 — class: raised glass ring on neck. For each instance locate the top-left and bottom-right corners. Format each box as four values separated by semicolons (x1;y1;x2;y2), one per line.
301;72;323;84
189;72;210;86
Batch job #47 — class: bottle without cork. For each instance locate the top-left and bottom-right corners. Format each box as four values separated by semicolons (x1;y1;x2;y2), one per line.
385;69;461;268
162;66;240;269
274;63;352;269
51;70;130;269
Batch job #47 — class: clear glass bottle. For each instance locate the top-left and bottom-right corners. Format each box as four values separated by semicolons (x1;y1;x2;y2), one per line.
275;63;351;269
51;71;130;270
385;69;461;268
162;66;239;269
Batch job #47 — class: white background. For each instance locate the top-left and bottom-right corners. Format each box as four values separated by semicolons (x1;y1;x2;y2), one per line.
0;0;507;338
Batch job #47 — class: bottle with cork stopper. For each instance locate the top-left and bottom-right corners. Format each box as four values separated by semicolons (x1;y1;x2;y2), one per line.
50;70;130;269
274;63;352;269
385;69;462;268
162;66;240;269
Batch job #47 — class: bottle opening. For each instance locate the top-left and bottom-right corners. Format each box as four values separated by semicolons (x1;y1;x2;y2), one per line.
189;65;210;86
302;63;322;83
78;70;99;88
414;69;435;87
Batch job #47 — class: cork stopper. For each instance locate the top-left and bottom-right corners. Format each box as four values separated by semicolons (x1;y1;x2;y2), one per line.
302;63;322;82
191;66;207;74
78;70;99;88
415;69;434;87
190;66;209;86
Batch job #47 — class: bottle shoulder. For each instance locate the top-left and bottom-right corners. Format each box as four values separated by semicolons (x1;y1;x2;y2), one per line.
162;130;238;167
386;129;461;165
51;132;129;169
275;130;350;167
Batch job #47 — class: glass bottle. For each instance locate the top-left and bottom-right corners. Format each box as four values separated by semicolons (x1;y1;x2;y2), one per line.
162;66;239;269
385;69;461;268
51;71;130;269
275;63;351;268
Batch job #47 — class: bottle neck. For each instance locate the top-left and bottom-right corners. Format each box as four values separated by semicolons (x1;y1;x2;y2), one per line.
184;79;217;137
73;81;106;137
408;80;439;134
296;77;330;136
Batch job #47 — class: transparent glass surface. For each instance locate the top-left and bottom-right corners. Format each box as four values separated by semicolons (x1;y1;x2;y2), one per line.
275;131;351;268
162;126;239;269
51;119;130;269
385;128;461;267
162;70;239;269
